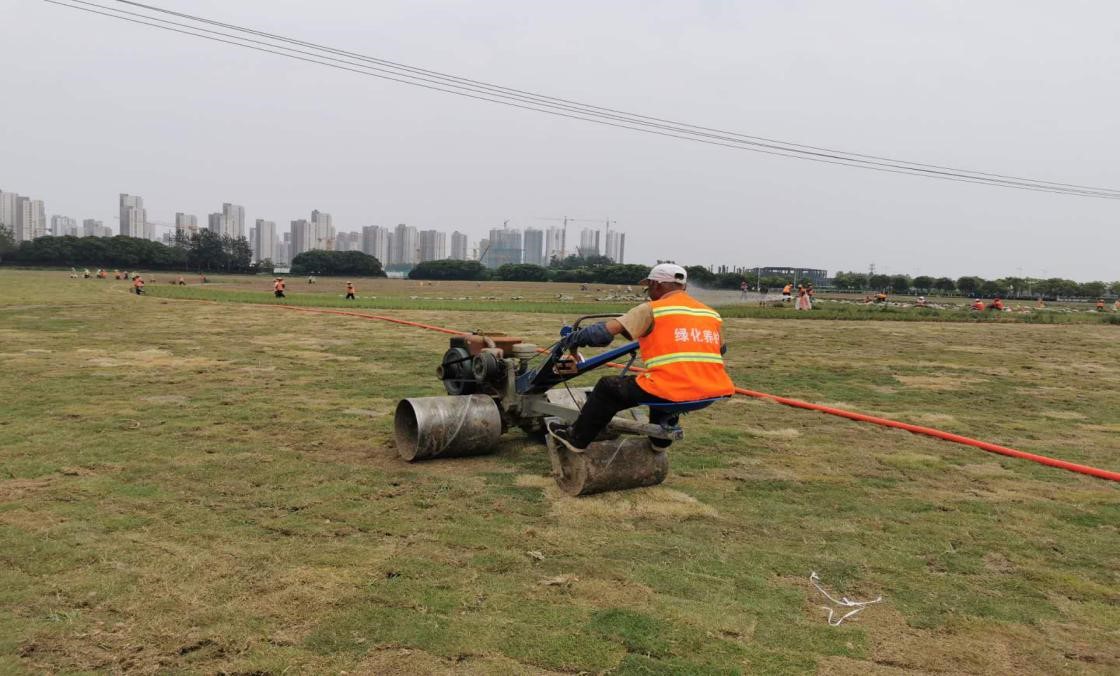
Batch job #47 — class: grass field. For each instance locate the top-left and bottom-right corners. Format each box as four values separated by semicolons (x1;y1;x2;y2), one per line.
1;269;1118;674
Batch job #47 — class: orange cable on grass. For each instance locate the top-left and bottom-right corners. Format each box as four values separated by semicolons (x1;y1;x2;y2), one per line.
257;302;1119;482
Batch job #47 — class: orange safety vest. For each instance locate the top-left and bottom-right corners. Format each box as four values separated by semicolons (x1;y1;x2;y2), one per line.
782;284;792;294
636;292;735;402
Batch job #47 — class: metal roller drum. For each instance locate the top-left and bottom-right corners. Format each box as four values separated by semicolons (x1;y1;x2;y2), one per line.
548;437;669;496
394;395;503;461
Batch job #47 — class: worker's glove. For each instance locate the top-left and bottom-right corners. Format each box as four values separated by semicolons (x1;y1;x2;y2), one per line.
566;322;613;349
720;343;728;356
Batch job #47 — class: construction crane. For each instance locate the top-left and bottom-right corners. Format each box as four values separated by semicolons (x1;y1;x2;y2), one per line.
534;216;611;261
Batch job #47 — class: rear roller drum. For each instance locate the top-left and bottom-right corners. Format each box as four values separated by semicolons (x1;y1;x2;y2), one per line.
548;436;669;496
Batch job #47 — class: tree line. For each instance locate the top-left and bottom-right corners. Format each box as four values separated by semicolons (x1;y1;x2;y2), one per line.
829;271;1118;299
0;231;388;277
1;231;253;272
408;255;650;285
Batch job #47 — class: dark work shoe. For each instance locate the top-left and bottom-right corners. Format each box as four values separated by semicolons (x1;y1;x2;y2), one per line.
546;420;586;453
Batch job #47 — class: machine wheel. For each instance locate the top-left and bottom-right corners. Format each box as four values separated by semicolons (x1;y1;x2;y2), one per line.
438;347;477;395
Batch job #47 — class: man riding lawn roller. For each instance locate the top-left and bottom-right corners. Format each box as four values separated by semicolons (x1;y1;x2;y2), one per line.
548;263;735;452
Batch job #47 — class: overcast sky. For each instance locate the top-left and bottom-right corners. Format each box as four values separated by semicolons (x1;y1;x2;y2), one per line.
2;0;1118;280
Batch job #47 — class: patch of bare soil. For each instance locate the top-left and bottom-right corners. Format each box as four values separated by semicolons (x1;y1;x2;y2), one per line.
0;477;54;501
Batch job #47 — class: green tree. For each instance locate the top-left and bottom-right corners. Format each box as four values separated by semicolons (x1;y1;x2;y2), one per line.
889;274;912;294
911;276;934;293
290;250;385;276
956;276;983;296
869;274;890;291
684;265;716;286
1079;281;1107;298
496;263;549;281
409;259;489;280
831;271;867;291
1109;281;1120;296
0;224;15;263
979;279;1007;297
933;277;956;295
549;254;613;270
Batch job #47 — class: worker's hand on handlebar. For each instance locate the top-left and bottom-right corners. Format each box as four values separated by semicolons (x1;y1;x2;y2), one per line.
564;322;614;349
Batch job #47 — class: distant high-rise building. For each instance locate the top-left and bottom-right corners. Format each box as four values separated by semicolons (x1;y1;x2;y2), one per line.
254;219;276;263
222;203;245;239
391;223;419;266
311;209;334;250
482;225;522;268
335;231;361;252
523;227;544;266
362;225;390;263
82;219;108;237
419;229;447;262
578;228;600;257
50;215;79;237
119;194;146;238
544;226;565;264
290;219;311;256
605;230;626;263
275;240;290;266
450;231;469;260
207;212;225;234
174;213;198;239
0;191;20;237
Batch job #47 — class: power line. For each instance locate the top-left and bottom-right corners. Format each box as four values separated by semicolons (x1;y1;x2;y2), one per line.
44;0;1120;200
107;0;1120;197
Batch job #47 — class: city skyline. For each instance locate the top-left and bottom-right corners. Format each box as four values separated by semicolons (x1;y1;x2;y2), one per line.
1;185;634;269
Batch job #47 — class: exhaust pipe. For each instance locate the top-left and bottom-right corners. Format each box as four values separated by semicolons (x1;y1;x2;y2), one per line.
394;395;503;461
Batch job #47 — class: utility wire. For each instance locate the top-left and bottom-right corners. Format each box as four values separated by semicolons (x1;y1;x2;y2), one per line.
45;0;1120;200
108;0;1120;197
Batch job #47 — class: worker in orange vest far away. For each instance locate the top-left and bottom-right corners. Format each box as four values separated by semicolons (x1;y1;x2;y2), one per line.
875;292;888;303
132;275;144;295
273;277;286;298
971;299;985;311
782;283;793;301
345;282;356;300
989;297;1005;311
1096;299;1105;311
547;263;734;452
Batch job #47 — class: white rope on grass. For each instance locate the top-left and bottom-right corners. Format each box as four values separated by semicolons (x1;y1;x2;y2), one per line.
809;571;883;626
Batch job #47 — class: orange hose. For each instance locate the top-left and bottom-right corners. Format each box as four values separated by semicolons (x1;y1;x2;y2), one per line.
238;301;1120;482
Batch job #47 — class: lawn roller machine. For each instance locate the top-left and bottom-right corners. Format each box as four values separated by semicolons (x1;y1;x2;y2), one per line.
393;315;713;495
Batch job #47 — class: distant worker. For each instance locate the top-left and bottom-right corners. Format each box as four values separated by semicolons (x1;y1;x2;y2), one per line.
971;299;985;311
177;275;186;286
1114;299;1120;312
915;296;929;308
795;286;812;311
739;281;748;299
547;263;734;452
782;283;792;301
274;277;286;298
875;292;888;303
113;270;121;280
989;297;1005;311
132;275;144;295
345;281;356;300
1036;296;1046;309
307;275;315;285
1096;298;1106;311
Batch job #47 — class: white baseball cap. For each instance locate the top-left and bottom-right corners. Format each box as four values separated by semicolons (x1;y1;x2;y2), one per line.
642;263;688;284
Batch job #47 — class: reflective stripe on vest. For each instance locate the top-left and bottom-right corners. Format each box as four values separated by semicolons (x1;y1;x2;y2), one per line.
636;291;735;401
